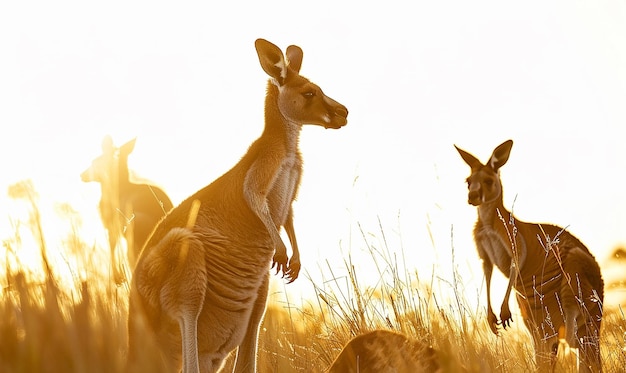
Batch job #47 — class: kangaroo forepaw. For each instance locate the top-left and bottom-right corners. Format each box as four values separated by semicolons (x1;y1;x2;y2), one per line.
271;251;289;277
284;257;301;284
499;316;513;330
500;308;513;330
487;311;500;335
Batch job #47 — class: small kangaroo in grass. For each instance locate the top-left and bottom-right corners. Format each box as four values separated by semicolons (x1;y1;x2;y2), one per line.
128;39;348;373
81;136;173;277
455;140;604;372
325;330;444;373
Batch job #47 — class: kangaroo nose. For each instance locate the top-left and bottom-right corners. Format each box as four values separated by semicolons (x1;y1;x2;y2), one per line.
335;106;348;119
468;190;481;206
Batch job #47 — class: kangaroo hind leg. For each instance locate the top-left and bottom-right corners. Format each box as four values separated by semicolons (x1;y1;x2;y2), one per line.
560;247;603;372
141;228;209;373
233;272;269;373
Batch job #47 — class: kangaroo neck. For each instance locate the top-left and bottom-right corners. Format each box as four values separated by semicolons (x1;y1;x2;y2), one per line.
477;195;511;228
261;82;301;154
100;159;131;196
116;154;136;189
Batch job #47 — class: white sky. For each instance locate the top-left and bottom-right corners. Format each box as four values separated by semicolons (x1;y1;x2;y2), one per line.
1;1;625;307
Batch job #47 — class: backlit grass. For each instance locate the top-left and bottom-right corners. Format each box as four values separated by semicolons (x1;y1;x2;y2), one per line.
1;181;624;372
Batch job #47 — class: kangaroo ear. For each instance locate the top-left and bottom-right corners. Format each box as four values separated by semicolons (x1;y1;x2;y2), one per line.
255;39;287;85
120;138;137;156
455;145;483;170
488;139;513;171
286;45;303;73
102;135;115;155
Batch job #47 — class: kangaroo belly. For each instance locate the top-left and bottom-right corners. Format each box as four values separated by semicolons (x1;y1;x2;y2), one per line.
198;245;270;360
197;282;266;355
475;227;513;274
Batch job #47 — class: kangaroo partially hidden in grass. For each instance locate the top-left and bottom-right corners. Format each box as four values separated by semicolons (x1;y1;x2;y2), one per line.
128;39;348;373
81;136;173;278
325;330;443;373
455;140;604;372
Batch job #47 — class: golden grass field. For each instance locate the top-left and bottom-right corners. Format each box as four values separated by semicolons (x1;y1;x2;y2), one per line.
1;181;625;372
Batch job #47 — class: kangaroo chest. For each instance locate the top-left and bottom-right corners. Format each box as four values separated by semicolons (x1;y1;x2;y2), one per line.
268;153;301;226
474;224;516;275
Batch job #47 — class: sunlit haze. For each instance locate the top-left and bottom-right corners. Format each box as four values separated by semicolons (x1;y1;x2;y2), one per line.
1;1;625;311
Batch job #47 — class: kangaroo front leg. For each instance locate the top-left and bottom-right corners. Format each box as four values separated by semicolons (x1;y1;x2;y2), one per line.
233;272;269;373
500;263;517;329
244;161;290;276
283;208;300;283
147;228;208;373
107;233;125;284
483;261;499;334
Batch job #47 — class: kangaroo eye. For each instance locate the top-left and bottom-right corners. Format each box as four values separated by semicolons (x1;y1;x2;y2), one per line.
302;91;315;98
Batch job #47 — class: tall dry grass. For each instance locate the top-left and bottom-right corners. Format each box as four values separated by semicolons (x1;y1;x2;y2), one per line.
1;181;624;372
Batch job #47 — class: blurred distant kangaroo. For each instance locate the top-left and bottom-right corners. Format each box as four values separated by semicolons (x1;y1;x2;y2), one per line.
81;136;173;277
128;39;348;373
455;140;603;372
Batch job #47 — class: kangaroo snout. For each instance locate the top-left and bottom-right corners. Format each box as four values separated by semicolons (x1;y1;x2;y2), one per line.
335;105;348;120
321;94;348;129
324;105;348;129
468;190;482;206
467;182;482;206
80;171;89;182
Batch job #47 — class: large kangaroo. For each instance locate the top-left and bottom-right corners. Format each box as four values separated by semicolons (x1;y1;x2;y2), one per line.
455;140;603;372
128;39;348;373
81;136;173;276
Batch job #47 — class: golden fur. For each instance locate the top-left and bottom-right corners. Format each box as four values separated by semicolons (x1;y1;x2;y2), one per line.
456;140;603;372
81;136;173;279
127;39;348;373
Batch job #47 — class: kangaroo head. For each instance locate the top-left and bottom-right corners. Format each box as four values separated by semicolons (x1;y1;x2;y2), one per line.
255;38;348;130
455;139;513;206
81;136;136;184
